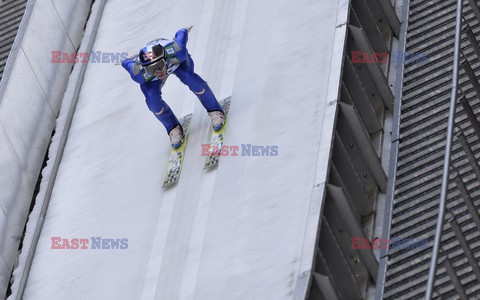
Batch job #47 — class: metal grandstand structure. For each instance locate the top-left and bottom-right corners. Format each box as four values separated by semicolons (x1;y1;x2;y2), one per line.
0;0;27;81
307;0;400;298
382;0;480;299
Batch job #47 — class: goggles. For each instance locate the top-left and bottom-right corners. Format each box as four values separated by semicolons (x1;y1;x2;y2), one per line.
144;57;166;75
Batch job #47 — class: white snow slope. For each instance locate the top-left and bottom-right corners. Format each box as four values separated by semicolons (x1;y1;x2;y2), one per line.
13;0;348;299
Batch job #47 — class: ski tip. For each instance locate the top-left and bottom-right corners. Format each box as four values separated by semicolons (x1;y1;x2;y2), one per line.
162;178;179;188
203;164;218;171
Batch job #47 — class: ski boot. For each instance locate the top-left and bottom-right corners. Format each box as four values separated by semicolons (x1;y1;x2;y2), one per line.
169;124;184;149
208;110;226;131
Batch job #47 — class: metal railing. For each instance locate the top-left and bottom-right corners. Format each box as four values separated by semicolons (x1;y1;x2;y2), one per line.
424;0;480;298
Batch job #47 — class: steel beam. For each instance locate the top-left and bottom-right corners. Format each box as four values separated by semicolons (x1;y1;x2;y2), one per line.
349;24;394;111
373;0;401;38
327;184;378;280
442;257;468;299
456;131;480;181
463;24;480;62
459;95;480;141
339;102;388;192
447;212;480;283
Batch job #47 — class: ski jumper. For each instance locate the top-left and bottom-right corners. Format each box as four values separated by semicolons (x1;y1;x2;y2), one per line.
121;28;223;132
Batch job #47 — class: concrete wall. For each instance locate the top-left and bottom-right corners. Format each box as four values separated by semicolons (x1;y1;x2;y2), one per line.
0;0;92;296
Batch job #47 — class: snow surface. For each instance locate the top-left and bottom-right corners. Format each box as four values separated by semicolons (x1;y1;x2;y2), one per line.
10;0;349;299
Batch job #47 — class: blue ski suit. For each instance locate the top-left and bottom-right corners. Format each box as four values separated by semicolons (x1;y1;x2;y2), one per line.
122;28;223;133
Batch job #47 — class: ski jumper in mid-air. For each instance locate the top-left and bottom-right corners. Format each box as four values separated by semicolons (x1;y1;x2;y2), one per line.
121;27;225;149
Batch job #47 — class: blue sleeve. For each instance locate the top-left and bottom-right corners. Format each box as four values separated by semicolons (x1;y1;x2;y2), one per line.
174;28;189;49
121;58;133;72
122;58;147;84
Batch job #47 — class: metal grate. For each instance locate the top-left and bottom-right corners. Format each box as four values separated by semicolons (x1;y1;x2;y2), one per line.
0;0;27;82
384;0;480;299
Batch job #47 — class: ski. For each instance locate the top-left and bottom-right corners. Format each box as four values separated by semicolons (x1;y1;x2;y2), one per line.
204;97;231;169
162;113;193;187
